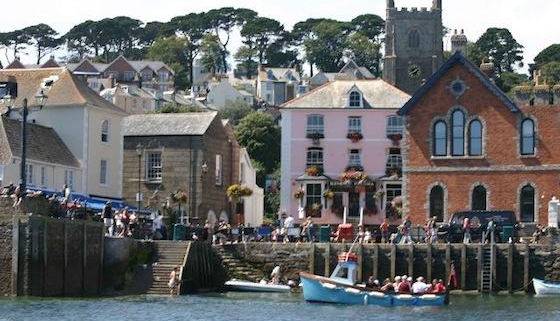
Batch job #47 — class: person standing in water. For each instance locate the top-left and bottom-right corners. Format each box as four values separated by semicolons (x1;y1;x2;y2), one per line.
168;266;180;296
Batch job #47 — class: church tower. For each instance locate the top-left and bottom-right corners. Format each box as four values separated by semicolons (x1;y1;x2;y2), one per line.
382;0;444;95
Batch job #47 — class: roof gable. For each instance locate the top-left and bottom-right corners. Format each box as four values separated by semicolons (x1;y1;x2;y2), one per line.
72;59;102;73
105;55;136;73
41;58;60;68
398;52;520;115
5;60;25;69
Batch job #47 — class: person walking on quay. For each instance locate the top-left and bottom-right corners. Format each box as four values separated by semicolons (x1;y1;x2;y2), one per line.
168;266;180;296
463;217;471;244
301;216;314;242
399;216;412;244
102;201;113;236
283;214;294;243
426;216;438;243
380;218;389;243
483;217;496;244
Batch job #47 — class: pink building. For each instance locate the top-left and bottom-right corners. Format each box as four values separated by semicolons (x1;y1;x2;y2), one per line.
280;80;410;226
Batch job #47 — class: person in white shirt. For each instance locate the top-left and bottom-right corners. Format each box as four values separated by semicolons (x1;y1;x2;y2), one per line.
284;214;295;228
412;276;429;294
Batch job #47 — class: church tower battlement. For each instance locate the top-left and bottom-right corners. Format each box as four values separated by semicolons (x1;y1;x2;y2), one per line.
383;0;443;94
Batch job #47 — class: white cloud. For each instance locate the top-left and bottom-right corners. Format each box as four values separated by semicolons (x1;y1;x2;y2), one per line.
1;0;556;74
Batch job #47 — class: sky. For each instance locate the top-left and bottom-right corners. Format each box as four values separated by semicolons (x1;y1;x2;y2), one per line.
1;0;557;75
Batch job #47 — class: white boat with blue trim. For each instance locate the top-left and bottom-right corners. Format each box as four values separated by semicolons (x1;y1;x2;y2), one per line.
533;278;560;295
300;252;448;306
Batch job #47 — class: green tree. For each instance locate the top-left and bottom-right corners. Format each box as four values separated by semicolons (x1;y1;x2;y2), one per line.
304;20;349;72
264;165;281;220
241;17;284;65
138;21;173;47
152;102;206;113
345;33;381;76
496;71;529;94
5;29;30;58
218;100;253;125
64;20;99;58
23;24;62;64
471;28;523;74
264;35;300;68
199;34;226;74
541;61;560;86
234;45;258;79
234;112;280;174
204;7;257;72
168;13;207;86
292;18;335;75
350;14;384;42
146;36;189;89
534;44;560;67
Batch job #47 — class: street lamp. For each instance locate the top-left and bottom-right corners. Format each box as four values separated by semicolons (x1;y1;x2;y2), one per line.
3;90;48;198
136;143;143;213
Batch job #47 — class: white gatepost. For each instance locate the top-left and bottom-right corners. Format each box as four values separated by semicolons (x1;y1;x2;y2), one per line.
548;197;559;228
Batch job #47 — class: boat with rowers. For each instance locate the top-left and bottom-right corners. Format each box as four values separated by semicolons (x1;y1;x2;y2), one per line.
300;252;448;306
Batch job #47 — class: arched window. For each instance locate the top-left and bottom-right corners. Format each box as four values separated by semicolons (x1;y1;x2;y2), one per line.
306;148;324;168
520;185;535;222
468;120;483;156
101;120;109;143
472;185;487;211
433;121;447;156
349;91;362;107
451;110;465;156
521;118;535;155
408;30;420;48
429;186;444;222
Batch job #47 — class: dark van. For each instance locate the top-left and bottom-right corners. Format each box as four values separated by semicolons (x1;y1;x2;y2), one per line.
438;210;518;243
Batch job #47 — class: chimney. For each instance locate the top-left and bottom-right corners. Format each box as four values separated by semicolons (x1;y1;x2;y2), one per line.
432;0;442;10
451;29;468;54
480;58;495;83
387;0;395;8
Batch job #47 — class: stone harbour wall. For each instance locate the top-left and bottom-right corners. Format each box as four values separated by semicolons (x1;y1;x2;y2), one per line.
217;243;560;293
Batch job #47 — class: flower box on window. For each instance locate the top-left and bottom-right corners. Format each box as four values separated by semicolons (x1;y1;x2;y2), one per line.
346;132;363;142
305;165;322;177
340;170;368;184
306;132;324;140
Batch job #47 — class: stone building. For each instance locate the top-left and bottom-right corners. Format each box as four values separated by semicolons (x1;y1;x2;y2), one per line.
382;0;444;95
122;112;235;224
398;52;560;226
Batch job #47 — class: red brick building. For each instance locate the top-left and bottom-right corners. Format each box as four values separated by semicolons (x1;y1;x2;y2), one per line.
398;52;560;226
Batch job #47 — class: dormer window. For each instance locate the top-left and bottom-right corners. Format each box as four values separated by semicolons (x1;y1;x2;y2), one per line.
349;91;362;108
0;81;17;99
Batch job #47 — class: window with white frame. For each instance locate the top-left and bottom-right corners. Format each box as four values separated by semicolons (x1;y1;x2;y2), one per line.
215;154;223;186
306;148;324;168
386;116;403;136
386;154;402;170
100;159;108;185
146;152;162;182
158;71;168;82
40;166;46;187
305;183;323;217
306;114;324;135
65;170;74;188
349;91;362;108
266;82;272;90
348;149;362;167
26;164;33;185
123;71;135;82
101;120;109;143
142;71;152;81
348;117;362;134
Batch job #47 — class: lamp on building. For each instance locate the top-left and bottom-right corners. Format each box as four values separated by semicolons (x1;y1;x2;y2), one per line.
136;143;143;213
3;90;48;198
201;161;209;173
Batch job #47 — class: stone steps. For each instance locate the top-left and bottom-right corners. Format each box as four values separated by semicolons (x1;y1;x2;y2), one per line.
142;241;189;295
213;244;264;282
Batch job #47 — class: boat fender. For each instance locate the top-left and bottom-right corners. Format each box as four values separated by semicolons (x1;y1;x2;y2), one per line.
321;282;337;290
344;288;362;295
367;291;385;298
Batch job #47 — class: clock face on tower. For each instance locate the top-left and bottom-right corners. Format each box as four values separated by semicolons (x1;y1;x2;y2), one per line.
408;64;422;78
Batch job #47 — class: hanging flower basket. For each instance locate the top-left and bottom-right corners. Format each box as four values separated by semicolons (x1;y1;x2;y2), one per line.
374;189;385;200
227;184;253;201
294;189;305;199
305;165;322;177
388;133;402;142
306;132;324;140
340;170;368;184
323;189;335;200
172;189;188;203
346;132;363;143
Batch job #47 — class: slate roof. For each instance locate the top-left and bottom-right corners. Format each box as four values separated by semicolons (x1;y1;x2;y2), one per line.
0;68;127;115
123;112;218;136
282;80;410;109
258;67;301;82
0;116;80;167
398;52;520;115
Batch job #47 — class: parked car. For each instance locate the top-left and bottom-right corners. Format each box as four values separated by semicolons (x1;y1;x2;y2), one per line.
438;210;518;243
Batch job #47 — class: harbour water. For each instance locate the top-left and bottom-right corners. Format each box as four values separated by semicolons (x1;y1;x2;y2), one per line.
1;293;559;321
